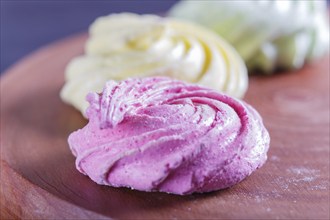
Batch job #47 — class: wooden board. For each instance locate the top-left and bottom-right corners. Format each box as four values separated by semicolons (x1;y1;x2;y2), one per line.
1;34;329;219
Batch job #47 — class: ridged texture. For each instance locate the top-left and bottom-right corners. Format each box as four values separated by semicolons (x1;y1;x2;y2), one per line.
60;13;247;116
68;77;270;195
169;0;329;73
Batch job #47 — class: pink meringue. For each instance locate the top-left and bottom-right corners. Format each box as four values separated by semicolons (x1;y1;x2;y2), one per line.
68;77;270;195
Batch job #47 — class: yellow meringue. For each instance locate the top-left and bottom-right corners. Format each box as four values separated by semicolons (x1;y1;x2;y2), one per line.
60;13;247;116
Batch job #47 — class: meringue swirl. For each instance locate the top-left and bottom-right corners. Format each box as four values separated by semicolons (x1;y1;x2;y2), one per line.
169;0;329;73
68;77;269;195
60;13;247;116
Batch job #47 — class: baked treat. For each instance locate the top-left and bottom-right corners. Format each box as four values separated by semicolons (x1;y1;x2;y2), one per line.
169;0;329;73
60;13;247;116
68;77;270;195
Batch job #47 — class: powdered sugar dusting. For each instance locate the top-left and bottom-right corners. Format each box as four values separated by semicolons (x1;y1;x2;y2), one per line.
270;166;329;192
270;155;281;162
287;166;320;177
286;166;320;183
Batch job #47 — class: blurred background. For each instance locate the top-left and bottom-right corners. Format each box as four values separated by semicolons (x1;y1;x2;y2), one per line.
0;0;178;73
1;0;329;74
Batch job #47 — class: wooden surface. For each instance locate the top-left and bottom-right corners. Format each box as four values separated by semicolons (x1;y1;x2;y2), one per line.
1;34;329;219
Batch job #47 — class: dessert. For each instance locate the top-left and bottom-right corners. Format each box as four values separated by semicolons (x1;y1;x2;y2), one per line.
68;77;270;195
60;13;247;116
169;0;329;73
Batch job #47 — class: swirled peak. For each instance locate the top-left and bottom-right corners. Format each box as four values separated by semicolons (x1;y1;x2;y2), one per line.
60;13;247;116
169;0;329;73
68;77;270;195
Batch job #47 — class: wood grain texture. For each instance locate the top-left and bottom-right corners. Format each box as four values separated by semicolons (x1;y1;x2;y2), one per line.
1;34;329;219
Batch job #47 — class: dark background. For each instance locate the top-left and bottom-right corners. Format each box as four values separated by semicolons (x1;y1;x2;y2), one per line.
0;0;178;74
